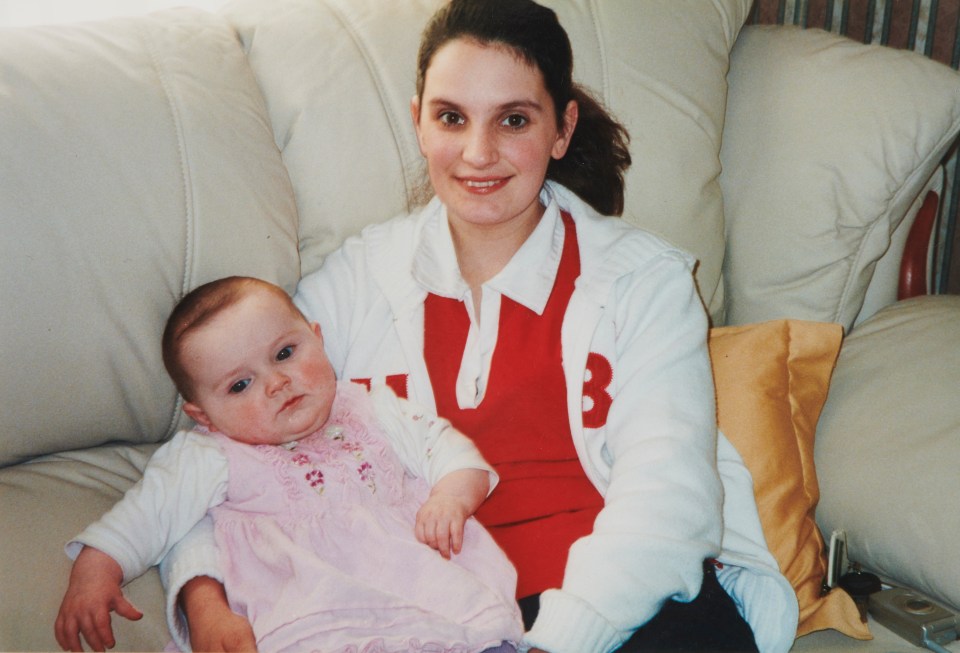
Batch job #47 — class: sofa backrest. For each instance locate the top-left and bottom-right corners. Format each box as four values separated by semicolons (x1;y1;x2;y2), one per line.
6;1;957;467
0;10;300;466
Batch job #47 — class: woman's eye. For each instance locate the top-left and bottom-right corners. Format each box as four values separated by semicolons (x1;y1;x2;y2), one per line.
502;114;528;129
276;346;294;361
439;111;464;127
229;379;250;394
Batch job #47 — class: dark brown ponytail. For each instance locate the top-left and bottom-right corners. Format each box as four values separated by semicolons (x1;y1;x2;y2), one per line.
548;86;631;216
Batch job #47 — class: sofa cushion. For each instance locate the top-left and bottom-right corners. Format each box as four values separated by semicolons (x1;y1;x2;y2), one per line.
720;25;960;332
815;295;960;614
710;320;868;639
0;9;300;467
220;0;752;322
0;445;167;652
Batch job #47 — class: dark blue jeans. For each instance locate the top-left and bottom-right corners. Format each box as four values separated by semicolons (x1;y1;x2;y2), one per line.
518;561;759;652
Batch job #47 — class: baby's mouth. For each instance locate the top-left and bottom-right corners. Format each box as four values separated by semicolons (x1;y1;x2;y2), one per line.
279;395;305;413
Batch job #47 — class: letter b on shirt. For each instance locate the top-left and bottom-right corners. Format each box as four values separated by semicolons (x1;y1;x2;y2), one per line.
582;353;612;428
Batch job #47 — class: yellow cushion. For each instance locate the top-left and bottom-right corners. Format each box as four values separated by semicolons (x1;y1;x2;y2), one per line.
709;320;870;639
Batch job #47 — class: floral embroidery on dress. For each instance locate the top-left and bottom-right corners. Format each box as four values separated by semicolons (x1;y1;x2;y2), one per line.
357;461;376;493
283;421;382;497
304;468;325;493
292;452;311;466
289;450;326;495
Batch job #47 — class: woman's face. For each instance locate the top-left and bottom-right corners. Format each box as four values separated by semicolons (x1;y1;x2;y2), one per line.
412;39;576;240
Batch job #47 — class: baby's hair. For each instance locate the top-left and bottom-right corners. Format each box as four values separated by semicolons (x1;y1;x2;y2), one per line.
415;0;631;216
162;277;303;402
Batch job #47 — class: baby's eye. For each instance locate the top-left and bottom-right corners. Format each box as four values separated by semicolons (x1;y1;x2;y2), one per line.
439;111;464;127
276;346;294;361
230;379;250;394
501;114;528;129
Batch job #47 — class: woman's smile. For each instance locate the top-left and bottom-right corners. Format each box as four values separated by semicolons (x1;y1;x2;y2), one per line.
460;176;509;193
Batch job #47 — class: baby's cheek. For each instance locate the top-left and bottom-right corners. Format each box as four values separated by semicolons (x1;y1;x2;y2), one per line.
302;358;336;388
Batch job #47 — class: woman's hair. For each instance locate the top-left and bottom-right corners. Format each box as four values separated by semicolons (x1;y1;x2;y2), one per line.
415;0;631;216
161;277;302;402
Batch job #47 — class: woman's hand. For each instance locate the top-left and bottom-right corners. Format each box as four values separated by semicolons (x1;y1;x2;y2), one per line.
180;576;257;652
55;546;143;652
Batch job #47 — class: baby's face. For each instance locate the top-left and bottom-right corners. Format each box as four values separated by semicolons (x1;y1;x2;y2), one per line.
181;288;336;445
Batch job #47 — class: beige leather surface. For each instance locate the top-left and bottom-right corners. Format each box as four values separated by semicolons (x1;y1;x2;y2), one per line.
0;445;168;651
0;9;300;467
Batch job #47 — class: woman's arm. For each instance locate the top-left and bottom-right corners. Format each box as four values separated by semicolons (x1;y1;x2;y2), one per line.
153;441;238;652
527;253;723;653
177;576;257;652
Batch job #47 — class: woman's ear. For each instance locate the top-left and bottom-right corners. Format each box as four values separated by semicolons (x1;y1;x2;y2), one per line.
552;99;579;160
410;95;426;155
183;401;215;430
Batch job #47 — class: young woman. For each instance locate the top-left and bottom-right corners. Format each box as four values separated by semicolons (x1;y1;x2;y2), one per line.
165;1;798;652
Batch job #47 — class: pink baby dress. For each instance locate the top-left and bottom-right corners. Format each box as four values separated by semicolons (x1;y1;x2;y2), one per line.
210;382;522;653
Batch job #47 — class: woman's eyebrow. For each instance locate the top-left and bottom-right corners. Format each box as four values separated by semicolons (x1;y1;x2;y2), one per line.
426;97;546;113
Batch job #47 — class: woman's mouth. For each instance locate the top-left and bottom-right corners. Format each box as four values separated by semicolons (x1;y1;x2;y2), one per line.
461;177;507;193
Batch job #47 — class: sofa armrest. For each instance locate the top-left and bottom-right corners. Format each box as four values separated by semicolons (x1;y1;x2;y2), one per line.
856;167;944;326
899;189;941;299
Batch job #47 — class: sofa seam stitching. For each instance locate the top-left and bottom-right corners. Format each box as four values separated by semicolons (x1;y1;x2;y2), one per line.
144;17;193;438
325;0;414;211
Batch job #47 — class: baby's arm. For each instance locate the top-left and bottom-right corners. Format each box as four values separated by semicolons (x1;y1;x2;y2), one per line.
55;432;228;652
415;467;490;559
55;547;143;652
367;385;497;558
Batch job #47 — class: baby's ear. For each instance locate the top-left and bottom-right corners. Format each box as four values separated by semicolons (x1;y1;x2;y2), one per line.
183;401;215;430
311;322;323;340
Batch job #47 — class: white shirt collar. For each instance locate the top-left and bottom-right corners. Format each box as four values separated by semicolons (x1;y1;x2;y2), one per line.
411;192;566;316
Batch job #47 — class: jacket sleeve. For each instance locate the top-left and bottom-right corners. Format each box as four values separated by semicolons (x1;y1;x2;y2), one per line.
294;235;365;375
151;436;230;653
526;252;723;653
714;433;799;653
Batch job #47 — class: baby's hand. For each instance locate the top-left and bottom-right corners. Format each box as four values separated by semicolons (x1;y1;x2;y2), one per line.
415;494;470;559
54;547;143;652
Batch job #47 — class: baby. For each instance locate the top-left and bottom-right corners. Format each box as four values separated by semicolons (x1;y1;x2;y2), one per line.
55;276;522;653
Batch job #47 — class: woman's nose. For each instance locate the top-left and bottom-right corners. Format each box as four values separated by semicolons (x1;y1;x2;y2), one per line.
462;125;498;167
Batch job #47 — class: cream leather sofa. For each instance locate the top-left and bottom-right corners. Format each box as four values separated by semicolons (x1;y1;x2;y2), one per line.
2;1;960;651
